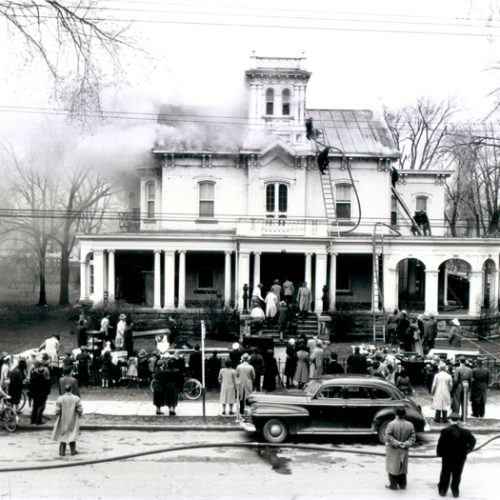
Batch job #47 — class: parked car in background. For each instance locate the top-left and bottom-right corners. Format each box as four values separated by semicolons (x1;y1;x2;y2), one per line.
241;375;429;444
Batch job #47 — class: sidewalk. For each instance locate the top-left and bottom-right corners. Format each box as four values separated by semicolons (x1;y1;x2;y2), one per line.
14;390;500;434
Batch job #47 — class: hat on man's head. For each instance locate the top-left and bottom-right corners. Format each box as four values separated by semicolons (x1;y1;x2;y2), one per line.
451;318;460;326
232;343;240;350
273;279;280;284
119;314;127;320
241;353;250;362
450;412;460;421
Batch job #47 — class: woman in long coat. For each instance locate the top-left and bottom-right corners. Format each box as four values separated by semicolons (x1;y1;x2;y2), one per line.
294;345;310;389
431;365;453;423
297;283;311;320
265;291;278;321
262;350;279;392
218;359;236;415
284;339;297;388
164;358;182;416
52;384;83;456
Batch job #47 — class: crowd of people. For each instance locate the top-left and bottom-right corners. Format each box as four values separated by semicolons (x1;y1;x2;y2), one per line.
250;278;312;338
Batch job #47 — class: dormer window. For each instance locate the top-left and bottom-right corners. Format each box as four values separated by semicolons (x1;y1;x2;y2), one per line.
265;88;274;115
145;181;155;218
282;89;290;116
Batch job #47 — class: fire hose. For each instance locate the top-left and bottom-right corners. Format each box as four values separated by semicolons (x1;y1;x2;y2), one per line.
0;435;500;473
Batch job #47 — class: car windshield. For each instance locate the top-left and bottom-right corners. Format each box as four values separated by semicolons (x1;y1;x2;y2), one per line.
305;380;322;397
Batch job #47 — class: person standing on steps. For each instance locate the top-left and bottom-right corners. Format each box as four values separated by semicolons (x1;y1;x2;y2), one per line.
52;383;83;457
384;407;416;491
437;412;476;498
297;282;311;322
282;277;294;305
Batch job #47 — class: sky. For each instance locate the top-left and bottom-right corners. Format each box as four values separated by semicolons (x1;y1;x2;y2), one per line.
0;0;500;170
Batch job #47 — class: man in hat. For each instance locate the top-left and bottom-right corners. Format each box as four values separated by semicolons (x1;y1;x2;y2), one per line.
297;282;311;321
396;310;410;351
384;407;416;490
282;277;294;304
52;383;83;456
452;357;472;420
449;319;462;348
236;353;255;414
470;359;490;418
437;412;476;497
116;313;127;349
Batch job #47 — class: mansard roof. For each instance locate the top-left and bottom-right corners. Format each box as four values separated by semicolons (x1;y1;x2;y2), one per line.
153;105;400;158
306;109;400;158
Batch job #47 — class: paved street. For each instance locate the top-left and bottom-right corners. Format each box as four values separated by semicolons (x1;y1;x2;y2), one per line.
0;430;499;499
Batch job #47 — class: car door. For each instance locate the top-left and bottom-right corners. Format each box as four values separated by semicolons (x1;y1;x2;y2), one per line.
307;384;347;430
345;385;379;430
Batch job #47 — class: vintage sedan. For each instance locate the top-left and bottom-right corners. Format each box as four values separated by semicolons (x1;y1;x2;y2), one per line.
241;375;429;444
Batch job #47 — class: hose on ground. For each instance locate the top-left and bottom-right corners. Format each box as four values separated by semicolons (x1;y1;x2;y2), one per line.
0;435;499;473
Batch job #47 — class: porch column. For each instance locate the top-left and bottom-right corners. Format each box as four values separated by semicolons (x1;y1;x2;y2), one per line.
491;268;499;313
107;250;115;302
328;252;337;311
178;250;186;309
224;251;232;307
153;250;162;309
253;252;261;288
238;251;250;310
80;260;88;300
314;253;328;313
93;250;105;303
384;266;399;313
443;268;449;305
305;252;312;287
468;270;483;316
424;269;439;315
164;251;175;309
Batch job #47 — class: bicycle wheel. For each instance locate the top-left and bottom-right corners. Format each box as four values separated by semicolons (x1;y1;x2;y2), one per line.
3;407;18;433
183;378;202;400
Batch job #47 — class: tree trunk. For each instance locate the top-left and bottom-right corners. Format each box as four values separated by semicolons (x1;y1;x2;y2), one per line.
37;249;47;306
59;246;70;305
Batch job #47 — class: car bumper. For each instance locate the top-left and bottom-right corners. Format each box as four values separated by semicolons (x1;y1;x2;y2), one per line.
240;420;257;433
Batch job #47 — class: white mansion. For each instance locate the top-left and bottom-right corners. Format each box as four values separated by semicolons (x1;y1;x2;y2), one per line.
79;55;499;319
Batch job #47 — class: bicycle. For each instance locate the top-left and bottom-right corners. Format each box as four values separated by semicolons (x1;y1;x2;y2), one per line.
0;396;18;432
150;376;203;400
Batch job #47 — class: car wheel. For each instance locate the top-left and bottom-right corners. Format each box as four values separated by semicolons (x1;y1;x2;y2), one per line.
262;418;288;444
378;420;390;444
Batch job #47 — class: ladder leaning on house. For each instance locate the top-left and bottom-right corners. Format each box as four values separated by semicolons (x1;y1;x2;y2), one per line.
372;225;386;343
319;166;340;236
391;186;423;236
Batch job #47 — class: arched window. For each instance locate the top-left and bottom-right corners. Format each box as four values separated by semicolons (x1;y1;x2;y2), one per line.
266;183;288;218
199;181;215;217
282;89;290;116
145;181;155;219
336;184;352;219
265;88;274;115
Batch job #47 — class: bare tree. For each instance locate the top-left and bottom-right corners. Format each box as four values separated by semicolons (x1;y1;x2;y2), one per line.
384;97;459;170
0;1;129;117
0;144;59;305
53;165;111;305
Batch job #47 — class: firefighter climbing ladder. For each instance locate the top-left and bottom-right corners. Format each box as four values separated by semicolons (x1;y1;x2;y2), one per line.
391;186;423;236
319;166;340;236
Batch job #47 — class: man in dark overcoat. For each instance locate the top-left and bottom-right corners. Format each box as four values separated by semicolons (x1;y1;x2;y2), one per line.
437;412;476;498
470;359;490;418
29;361;51;425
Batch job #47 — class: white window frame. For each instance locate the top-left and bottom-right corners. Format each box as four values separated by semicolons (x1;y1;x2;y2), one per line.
199;181;215;218
145;181;156;219
266;182;288;218
265;88;274;116
336;184;352;220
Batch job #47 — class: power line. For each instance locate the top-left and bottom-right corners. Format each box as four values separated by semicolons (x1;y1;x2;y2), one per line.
1;104;500;131
8;11;500;38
